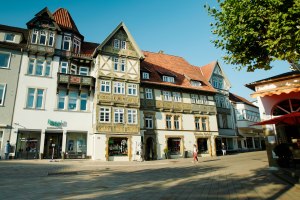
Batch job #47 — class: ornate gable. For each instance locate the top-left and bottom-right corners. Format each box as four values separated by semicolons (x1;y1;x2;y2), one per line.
26;7;60;31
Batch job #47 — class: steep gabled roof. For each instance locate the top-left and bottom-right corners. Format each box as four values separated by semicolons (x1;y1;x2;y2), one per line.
229;93;258;108
81;41;99;57
140;51;216;93
52;8;80;35
94;22;144;59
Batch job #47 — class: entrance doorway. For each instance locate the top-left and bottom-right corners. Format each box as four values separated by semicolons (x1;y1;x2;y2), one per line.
145;137;155;160
43;132;62;159
197;138;209;154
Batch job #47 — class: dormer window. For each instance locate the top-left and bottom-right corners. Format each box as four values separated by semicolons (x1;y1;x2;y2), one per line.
39;30;47;45
142;72;149;79
48;32;54;46
212;77;223;89
4;33;15;42
31;29;38;44
191;80;202;86
162;76;175;83
73;37;81;54
113;39;120;49
31;29;55;46
63;35;71;51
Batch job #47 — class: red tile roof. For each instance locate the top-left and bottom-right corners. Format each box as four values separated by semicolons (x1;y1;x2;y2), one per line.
141;51;216;93
81;41;99;57
52;8;80;34
229;93;257;108
199;61;217;81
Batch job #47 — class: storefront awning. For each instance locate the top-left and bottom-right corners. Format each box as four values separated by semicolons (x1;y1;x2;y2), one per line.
251;112;300;126
251;86;300;98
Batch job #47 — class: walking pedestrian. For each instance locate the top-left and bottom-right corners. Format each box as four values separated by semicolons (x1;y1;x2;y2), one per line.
193;144;198;163
5;140;11;160
222;143;226;156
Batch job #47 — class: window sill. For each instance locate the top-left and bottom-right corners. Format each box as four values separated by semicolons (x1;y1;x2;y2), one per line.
24;108;45;111
54;109;90;113
25;74;53;78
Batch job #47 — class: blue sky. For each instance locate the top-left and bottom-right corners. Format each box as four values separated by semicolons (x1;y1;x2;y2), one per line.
0;0;290;101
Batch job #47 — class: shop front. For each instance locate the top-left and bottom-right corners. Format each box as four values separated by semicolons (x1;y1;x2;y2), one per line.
16;130;41;159
66;132;87;159
107;136;130;161
43;132;63;159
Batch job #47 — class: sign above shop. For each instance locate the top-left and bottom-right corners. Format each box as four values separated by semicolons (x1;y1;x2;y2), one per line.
47;119;66;128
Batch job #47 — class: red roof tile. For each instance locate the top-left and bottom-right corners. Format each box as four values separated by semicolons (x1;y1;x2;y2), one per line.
141;51;216;93
199;61;217;81
81;41;99;57
229;93;257;108
52;8;80;34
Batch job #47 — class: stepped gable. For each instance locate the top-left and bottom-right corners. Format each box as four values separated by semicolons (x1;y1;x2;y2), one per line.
141;51;216;93
52;8;80;35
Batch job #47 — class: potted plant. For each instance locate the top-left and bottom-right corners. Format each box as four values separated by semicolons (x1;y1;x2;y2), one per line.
164;147;169;159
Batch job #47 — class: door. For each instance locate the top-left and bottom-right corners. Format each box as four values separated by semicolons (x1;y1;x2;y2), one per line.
43;133;63;159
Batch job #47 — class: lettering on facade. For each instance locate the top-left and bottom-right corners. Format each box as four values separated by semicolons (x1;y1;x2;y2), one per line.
47;119;66;128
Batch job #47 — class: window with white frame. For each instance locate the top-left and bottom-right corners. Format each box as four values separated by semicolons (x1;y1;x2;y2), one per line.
166;115;172;129
68;91;78;110
128;109;137;124
114;82;125;94
73;37;81;54
114;108;124;123
200;95;208;104
70;64;77;74
48;32;54;46
145;88;153;99
191;94;199;104
163;91;172;101
27;58;51;77
39;30;47;45
202;118;207;131
113;57;119;71
100;107;110;122
142;72;149;79
195;118;200;130
173;92;181;102
63;35;71;51
174;116;180;130
113;39;120;49
212;77;223;89
0;52;10;69
121;40;126;49
0;84;6;106
4;33;15;42
31;29;38;44
57;90;67;110
120;58;126;72
60;62;68;74
80;93;88;111
128;84;137;96
100;80;111;93
79;66;89;76
162;76;175;83
26;88;45;109
191;80;202;86
145;116;153;129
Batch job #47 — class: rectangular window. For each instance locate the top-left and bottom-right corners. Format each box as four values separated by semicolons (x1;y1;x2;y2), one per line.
163;91;172;101
200;95;208;104
100;107;110;122
48;32;54;46
113;39;120;49
114;108;124;123
60;62;68;74
26;88;44;109
145;88;153;99
145;116;153;129
120;58;126;72
128;109;137;124
162;76;175;83
195;118;200;130
45;61;51;77
166;115;172;129
128;84;137;96
0;52;10;69
191;94;199;104
121;40;126;49
191;80;201;86
28;58;35;75
174;116;180;130
114;82;125;94
68;91;77;110
39;30;47;45
70;64;77;74
168;138;181;155
113;57;119;71
79;67;89;76
80;93;88;111
63;36;71;51
142;72;149;79
222;114;228;128
73;37;81;54
35;60;44;76
27;58;51;77
0;84;6;106
173;92;181;102
202;118;207;131
4;33;15;42
31;29;38;44
100;80;111;93
58;90;67;110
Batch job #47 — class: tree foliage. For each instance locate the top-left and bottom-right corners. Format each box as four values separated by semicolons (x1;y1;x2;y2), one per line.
206;0;300;71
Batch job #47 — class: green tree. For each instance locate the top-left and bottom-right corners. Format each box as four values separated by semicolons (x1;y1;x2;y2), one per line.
206;0;300;71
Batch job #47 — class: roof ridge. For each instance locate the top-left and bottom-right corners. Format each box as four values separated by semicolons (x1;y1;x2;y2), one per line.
142;50;185;59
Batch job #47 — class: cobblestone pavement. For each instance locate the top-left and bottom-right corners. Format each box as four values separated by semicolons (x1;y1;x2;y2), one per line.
0;151;299;200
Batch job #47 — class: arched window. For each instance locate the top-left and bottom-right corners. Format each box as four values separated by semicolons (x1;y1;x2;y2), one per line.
272;99;300;116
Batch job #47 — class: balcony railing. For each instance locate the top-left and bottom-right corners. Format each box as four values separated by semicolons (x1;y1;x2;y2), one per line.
57;73;95;93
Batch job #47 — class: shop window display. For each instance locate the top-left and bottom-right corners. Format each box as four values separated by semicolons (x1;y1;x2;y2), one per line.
16;132;40;159
66;132;87;159
167;138;181;155
109;137;128;156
